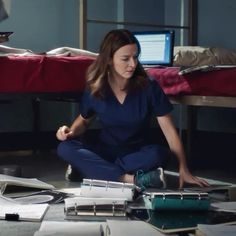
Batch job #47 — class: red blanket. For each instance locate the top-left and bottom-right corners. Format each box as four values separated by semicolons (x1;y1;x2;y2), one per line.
148;67;236;96
1;55;236;97
0;55;94;93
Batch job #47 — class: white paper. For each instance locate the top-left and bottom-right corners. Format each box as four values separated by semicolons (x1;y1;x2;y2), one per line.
0;195;49;222
0;195;49;221
197;224;236;236
211;201;236;212
0;204;49;221
106;220;166;236
34;221;104;236
0;174;55;194
58;187;81;196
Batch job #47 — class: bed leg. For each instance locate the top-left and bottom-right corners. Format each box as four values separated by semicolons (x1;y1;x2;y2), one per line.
186;106;198;164
32;98;41;154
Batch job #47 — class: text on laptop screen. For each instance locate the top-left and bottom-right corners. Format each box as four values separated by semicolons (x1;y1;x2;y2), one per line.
134;30;175;66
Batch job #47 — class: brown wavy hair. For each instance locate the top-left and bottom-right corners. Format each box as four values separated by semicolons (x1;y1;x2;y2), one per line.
86;29;148;98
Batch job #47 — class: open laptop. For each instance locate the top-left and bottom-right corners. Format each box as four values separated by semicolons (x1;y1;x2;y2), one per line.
133;30;175;68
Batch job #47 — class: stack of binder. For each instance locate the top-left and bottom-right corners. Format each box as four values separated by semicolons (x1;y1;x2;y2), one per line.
64;178;136;220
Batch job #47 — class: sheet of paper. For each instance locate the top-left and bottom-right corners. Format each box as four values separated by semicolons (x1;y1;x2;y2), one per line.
0;174;55;193
197;224;236;236
0;195;49;222
211;201;236;212
34;221;104;236
106;220;166;236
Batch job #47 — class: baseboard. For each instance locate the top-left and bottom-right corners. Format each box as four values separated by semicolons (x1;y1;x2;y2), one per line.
0;131;59;150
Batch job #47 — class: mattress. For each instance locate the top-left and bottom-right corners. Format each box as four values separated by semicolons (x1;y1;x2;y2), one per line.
0;55;94;93
1;55;236;97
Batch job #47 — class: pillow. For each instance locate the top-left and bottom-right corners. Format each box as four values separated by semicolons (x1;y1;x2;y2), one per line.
174;46;236;67
211;47;236;65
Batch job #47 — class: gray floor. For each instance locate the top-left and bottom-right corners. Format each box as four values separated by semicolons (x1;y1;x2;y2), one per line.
0;149;235;236
0;150;89;192
1;149;235;185
0;150;80;236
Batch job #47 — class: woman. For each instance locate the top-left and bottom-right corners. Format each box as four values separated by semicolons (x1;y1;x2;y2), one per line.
56;29;209;190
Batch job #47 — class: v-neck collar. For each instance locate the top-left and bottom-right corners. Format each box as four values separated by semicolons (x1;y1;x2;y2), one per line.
108;85;128;106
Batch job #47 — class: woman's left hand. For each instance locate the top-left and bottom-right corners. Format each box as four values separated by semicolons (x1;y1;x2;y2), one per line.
179;167;210;188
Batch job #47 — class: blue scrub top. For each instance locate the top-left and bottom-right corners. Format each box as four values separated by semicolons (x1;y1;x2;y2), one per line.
80;77;173;147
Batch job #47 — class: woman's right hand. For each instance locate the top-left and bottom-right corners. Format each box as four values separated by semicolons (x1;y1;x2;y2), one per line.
56;125;73;141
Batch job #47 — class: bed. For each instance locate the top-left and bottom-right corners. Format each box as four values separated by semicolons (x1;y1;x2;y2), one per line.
1;44;236;154
1;45;236;115
1;47;236;99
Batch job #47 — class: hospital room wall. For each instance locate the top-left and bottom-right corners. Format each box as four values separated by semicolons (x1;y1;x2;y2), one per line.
2;0;236;51
0;0;236;135
0;0;81;133
0;0;79;51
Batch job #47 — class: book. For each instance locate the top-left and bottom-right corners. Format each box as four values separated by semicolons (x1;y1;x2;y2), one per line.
0;32;13;37
64;196;127;220
143;189;210;211
196;223;236;236
80;178;136;201
211;201;236;213
34;220;105;236
0;195;49;222
105;219;165;236
0;174;55;194
129;208;236;234
0;32;13;43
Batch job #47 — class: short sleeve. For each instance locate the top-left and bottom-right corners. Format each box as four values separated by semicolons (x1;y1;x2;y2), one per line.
148;78;173;116
79;89;96;119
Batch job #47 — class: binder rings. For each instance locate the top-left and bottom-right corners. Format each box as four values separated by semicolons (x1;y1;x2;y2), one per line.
80;178;136;201
64;197;127;220
144;190;210;211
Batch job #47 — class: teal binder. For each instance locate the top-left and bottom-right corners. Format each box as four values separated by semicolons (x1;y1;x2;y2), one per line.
144;190;210;211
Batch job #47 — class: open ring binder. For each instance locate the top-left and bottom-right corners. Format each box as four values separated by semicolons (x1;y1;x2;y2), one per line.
80;178;136;201
64;197;127;219
144;190;210;211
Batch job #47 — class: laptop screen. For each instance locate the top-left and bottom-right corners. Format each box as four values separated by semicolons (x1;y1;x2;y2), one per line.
134;30;175;67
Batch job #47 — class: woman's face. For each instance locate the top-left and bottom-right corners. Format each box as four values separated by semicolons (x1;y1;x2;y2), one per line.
110;43;138;80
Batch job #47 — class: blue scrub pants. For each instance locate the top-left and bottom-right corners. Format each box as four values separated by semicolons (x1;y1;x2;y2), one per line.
57;139;170;181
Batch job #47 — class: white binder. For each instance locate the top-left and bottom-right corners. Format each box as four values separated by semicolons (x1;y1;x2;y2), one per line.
80;178;136;201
